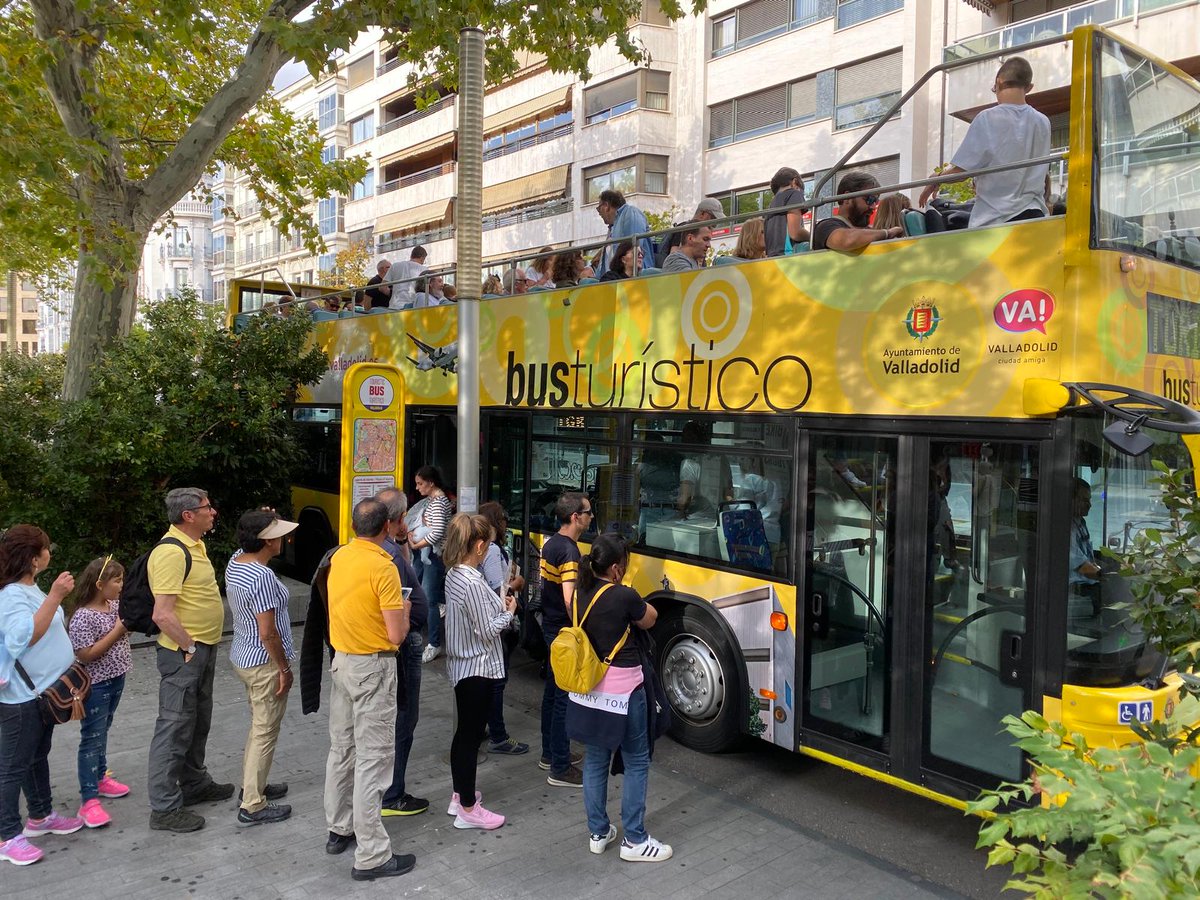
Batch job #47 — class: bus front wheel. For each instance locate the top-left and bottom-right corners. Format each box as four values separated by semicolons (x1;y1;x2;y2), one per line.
655;607;743;753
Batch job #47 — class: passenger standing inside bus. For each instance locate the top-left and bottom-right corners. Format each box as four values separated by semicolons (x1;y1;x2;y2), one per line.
1069;478;1102;618
567;534;672;862
918;57;1050;227
763;167;810;257
539;493;591;787
413;466;452;664
477;503;528;756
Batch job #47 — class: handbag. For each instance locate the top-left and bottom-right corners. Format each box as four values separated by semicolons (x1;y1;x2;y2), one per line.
14;659;92;725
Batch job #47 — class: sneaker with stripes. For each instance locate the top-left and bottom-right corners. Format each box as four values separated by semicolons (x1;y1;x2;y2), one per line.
619;835;673;862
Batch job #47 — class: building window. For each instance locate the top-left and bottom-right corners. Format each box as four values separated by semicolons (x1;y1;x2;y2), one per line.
789;76;817;125
583;70;670;124
22;320;36;335
21;297;37;313
835;0;903;30
639;0;671;25
321;142;343;164
349;112;375;145
835;50;902;131
710;79;813;148
174;269;190;291
348;226;373;247
345;53;374;90
317;197;344;235
212;193;225;222
318;253;336;273
317;92;343;130
712;15;736;54
483;110;573;160
711;0;824;58
583;154;669;202
351;169;376;201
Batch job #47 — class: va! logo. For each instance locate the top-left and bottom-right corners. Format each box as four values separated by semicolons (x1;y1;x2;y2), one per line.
904;300;941;341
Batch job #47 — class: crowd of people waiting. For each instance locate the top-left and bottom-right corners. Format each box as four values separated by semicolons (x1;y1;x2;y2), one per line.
0;480;672;879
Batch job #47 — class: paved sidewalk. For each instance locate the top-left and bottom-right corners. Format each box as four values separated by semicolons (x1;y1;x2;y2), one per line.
7;625;958;899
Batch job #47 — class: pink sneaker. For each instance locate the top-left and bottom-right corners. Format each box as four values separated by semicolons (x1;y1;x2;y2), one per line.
78;799;112;828
23;811;84;837
445;790;482;816
453;802;505;831
97;775;130;799
0;834;43;866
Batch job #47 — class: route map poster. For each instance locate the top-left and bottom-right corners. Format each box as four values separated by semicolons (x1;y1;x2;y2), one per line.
340;363;406;543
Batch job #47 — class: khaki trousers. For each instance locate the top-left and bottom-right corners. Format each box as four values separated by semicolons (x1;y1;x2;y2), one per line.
234;662;288;813
324;652;397;870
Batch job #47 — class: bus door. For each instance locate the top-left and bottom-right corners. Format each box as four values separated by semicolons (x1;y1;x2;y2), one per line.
405;408;458;505
484;412;534;590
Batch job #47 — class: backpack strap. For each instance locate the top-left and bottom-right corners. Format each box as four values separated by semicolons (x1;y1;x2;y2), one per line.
579;583;632;666
157;537;193;583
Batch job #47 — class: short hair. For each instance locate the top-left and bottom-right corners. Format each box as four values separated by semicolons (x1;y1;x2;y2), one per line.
1073;477;1092;496
501;269;525;292
166;487;207;524
352;498;389;538
771;167;801;194
376;259;390;273
996;57;1034;91
694;198;724;220
555;491;588;525
410;245;427;261
679;220;709;241
236;509;278;554
442;513;494;569
836;171;880;198
375;487;408;522
598;189;626;209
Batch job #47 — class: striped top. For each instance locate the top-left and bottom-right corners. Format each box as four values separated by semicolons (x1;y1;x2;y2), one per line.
226;552;294;669
538;532;580;633
444;564;513;686
421;493;452;554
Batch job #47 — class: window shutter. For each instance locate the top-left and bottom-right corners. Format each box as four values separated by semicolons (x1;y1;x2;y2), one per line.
709;101;734;145
585;73;638;119
789;78;817;121
643;70;670;111
346;55;374;90
735;85;787;137
738;0;791;41
858;156;900;188
837;51;902;104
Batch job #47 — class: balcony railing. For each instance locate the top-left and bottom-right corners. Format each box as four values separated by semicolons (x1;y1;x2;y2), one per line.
377;226;455;254
377;56;402;77
378;94;455;135
944;0;1190;61
172;200;213;217
236;199;262;218
378;161;457;194
483;123;573;162
482;197;573;233
836;0;903;29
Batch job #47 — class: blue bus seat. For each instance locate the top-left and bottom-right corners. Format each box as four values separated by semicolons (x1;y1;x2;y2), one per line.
369;306;391;314
713;255;742;266
638;267;663;277
528;285;549;292
903;210;927;236
579;277;599;285
312;310;338;321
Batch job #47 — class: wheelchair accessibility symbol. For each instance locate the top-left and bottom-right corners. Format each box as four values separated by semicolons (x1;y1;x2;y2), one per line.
1117;701;1154;725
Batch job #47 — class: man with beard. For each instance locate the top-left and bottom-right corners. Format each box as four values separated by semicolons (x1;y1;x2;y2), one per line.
811;173;904;251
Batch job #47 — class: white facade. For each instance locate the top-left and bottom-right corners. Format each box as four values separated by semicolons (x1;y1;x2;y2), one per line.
37;278;73;355
209;0;1200;285
138;187;218;305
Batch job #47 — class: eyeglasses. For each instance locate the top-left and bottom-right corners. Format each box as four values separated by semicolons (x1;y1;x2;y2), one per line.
578;507;594;517
186;503;216;513
865;195;880;207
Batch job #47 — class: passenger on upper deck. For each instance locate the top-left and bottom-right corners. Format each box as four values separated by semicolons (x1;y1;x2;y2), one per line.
764;167;810;257
552;250;585;288
526;247;555;289
661;222;712;273
363;259;392;310
414;275;449;309
501;270;528;294
733;217;767;260
387;246;429;310
599;241;642;282
596;190;654;274
655;199;724;267
873;195;911;235
918;57;1051;228
812;173;904;251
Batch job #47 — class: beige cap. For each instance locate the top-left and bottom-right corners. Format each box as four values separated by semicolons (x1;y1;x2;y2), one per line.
258;518;299;540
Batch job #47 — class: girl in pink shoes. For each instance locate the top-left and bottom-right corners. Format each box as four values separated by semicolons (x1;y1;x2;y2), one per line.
66;556;132;828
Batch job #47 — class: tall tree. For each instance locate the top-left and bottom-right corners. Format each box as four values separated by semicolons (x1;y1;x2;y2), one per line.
1;0;694;400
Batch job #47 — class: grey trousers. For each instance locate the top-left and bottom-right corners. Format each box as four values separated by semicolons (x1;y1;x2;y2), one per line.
148;643;218;813
324;652;398;870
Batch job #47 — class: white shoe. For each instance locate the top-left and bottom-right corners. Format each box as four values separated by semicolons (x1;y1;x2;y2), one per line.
421;644;441;664
620;835;673;862
589;824;618;855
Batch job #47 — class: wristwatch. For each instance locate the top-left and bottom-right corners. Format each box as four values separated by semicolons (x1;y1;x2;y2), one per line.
184;644;197;656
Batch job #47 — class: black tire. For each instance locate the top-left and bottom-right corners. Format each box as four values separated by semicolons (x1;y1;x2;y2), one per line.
654;606;744;753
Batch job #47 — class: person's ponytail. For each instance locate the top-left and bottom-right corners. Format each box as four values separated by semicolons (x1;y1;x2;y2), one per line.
576;533;628;597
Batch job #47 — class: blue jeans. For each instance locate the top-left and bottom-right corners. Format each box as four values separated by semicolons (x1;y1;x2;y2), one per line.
0;699;54;841
583;687;649;844
487;631;517;743
78;674;125;802
383;631;424;804
422;554;447;648
540;630;569;773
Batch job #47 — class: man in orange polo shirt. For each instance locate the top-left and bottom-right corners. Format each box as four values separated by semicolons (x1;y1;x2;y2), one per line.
322;498;415;881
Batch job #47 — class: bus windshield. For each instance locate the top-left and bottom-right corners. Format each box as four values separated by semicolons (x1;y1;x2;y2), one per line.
1094;35;1200;272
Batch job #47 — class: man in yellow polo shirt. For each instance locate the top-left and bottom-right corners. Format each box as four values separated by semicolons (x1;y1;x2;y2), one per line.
323;498;415;882
146;487;232;834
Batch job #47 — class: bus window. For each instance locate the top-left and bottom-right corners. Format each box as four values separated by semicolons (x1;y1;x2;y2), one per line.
529;438;621;541
291;407;342;493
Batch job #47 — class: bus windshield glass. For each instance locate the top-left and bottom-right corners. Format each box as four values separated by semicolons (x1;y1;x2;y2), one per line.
1094;36;1200;272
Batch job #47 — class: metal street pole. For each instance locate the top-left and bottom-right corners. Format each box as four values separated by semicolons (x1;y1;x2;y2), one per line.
456;26;484;514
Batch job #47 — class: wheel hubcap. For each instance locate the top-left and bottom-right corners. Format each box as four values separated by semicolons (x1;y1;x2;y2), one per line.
662;636;725;722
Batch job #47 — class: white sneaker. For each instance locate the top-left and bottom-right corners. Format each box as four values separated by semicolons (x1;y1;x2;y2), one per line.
421;644;441;664
589;824;618;855
620;835;673;862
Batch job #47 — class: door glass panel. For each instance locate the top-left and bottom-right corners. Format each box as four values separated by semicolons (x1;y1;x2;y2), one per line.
486;416;528;527
805;435;895;750
530;439;620;541
925;441;1037;782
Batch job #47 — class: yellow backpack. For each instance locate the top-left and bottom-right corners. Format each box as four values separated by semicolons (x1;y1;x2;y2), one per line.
549;583;631;694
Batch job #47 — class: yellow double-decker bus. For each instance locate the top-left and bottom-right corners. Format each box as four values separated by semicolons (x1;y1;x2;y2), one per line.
230;27;1200;806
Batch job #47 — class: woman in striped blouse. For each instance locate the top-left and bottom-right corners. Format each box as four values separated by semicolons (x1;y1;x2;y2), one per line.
443;513;517;831
412;465;452;663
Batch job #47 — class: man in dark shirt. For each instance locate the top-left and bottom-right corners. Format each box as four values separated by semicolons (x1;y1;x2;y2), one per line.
764;167;810;257
655;198;724;267
539;492;592;787
812;172;904;252
362;260;392;311
375;488;431;817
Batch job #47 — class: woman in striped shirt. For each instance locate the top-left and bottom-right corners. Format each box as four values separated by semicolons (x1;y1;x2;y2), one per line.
412;465;452;663
225;509;299;828
443;514;517;831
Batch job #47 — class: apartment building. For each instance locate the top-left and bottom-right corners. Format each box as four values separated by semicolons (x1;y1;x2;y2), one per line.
139;188;219;305
37;279;72;355
208;0;1200;286
2;273;42;356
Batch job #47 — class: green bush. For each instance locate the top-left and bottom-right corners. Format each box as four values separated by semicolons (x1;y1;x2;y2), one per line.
0;290;327;581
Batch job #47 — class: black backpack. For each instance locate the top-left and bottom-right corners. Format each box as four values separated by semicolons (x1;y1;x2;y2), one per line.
119;537;193;636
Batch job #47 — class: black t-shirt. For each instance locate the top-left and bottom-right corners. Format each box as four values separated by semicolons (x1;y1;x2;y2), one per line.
539;533;580;635
764;187;806;257
364;274;389;308
811;216;851;251
579;582;646;668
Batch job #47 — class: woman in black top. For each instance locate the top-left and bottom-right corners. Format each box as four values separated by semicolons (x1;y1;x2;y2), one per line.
566;534;673;863
599;241;641;281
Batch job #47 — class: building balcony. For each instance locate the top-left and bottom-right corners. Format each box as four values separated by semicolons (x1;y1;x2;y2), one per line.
378;225;455;255
378;94;456;137
172;200;213;217
236;199;262;219
378;161;457;194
